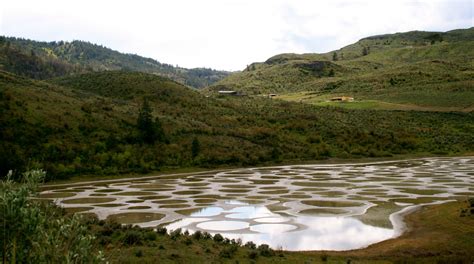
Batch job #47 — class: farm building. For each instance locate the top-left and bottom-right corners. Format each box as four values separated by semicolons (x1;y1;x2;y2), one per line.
218;90;238;95
330;96;354;102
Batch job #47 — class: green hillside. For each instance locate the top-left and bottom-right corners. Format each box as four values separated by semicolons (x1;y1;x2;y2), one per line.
0;37;229;88
1;70;473;180
211;28;474;111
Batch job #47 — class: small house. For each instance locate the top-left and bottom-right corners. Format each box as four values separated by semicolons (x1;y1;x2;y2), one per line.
218;90;238;95
330;96;354;102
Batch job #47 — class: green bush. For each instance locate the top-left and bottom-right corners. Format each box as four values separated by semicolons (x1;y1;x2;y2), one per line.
122;230;144;245
213;233;224;243
0;170;104;263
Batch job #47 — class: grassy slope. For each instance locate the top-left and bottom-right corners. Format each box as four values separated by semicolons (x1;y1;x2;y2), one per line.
211;28;474;111
2;70;473;180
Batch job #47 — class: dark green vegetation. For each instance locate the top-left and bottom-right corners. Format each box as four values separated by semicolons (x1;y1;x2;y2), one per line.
0;170;103;263
1;67;473;180
460;197;474;217
211;28;474;112
0;36;229;88
3;171;473;263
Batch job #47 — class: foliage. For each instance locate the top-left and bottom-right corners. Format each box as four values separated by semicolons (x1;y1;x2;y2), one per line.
0;170;103;263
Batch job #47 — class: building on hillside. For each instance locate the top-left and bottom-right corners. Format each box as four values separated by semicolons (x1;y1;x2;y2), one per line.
268;94;277;98
330;96;354;102
218;90;238;95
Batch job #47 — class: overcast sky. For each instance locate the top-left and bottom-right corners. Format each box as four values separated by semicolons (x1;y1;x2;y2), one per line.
1;0;472;71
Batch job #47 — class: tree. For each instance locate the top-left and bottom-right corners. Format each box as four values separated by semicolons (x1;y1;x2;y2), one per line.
362;46;369;56
191;137;200;160
328;69;335;77
137;98;164;144
332;52;338;61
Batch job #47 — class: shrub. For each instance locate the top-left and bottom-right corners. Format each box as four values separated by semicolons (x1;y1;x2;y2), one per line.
321;253;328;262
184;238;193;245
245;241;257;249
192;230;202;240
156;226;167;235
170;228;182;240
213;233;224;243
219;245;238;258
144;231;157;241
0;170;104;263
202;232;212;239
122;230;143;245
257;244;275;257
248;250;258;260
135;249;143;257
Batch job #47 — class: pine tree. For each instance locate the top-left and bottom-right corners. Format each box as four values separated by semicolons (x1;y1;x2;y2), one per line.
332;52;338;61
137;98;164;144
362;46;369;56
191;137;200;159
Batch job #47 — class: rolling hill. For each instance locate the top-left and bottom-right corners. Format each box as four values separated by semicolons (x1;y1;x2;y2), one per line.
1;69;473;180
0;36;229;88
210;28;474;111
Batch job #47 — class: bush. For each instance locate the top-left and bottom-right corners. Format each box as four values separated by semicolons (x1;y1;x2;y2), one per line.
219;245;238;258
135;249;143;257
248;250;258;260
192;230;202;240
144;231;157;241
184;238;193;245
245;241;257;249
213;233;224;243
0;170;104;263
122;230;143;245
170;228;182;240
321;253;328;262
202;232;212;240
156;226;167;235
258;244;275;257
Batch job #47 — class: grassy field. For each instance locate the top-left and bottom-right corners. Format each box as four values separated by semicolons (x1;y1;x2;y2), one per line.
277;93;473;112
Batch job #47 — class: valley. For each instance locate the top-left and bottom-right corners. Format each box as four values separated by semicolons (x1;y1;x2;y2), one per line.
1;26;473;263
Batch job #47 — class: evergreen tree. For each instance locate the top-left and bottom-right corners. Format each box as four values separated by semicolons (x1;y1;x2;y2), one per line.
191;137;200;159
328;69;335;77
362;46;369;56
137;98;164;144
332;52;338;61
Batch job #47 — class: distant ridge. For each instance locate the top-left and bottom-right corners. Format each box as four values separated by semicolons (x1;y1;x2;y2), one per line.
0;36;230;88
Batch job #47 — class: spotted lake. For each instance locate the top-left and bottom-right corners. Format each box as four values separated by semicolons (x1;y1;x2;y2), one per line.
40;157;474;250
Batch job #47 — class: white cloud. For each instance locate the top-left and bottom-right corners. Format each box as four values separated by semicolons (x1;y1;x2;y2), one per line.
0;0;472;71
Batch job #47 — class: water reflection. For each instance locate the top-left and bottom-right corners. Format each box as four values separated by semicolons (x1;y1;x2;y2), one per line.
166;203;394;251
197;220;249;231
226;206;274;219
190;206;223;217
